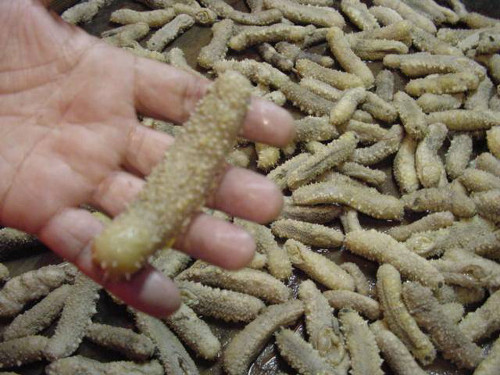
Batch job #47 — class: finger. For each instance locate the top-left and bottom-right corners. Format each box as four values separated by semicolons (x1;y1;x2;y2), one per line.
93;167;282;224
36;207;180;317
133;57;295;146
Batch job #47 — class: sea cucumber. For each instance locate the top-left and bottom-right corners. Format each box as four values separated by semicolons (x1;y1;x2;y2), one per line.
0;336;48;369
402;282;483;369
459;289;500;342
299;78;344;102
487;126;500;158
45;356;163;375
323;290;380;320
411;27;463;56
393;135;419;194
198;19;234;69
275;42;335;68
474;336;500;375
295;115;339;143
369;6;404;26
258;43;294;72
296;59;364;90
406;72;479;97
340;262;371;296
329;88;367;126
375;70;394;101
376;264;436;364
393;91;428;140
271;219;344;248
340;0;379;31
92;72;252;278
149;248;192;279
255;143;281;170
476;152;500;178
360;92;398;123
416;93;463;113
415;123;448;188
351;124;404;166
228;24;308;51
459;168;500;192
201;0;283;25
263;0;345;28
472;189;500;223
337;162;386;186
146;14;195;51
278;196;343;224
0;228;38;261
110;8;176;27
427;110;500;131
387;211;455;242
372;0;437;34
345;230;444;289
223;300;304;375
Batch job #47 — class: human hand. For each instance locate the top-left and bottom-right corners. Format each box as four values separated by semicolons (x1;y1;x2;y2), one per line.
0;0;295;316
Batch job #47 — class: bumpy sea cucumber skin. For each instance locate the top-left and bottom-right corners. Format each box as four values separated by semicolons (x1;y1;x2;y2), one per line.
123;43;168;62
459;290;500;342
0;336;48;369
149;248;192;279
463;12;500;29
376;264;436;364
351;124;404;166
298;280;347;366
350;38;408;60
45;356;164;375
163;302;221;360
299;78;344;102
415;123;448;188
44;274;100;361
345;230;444;289
271;219;344;248
267;154;311;190
340;0;379;31
417;93;463;113
177;261;290;303
338;118;388;142
439;302;465;325
340;262;371;297
394;135;419;194
285;239;355;291
172;4;217;25
466;77;494;111
287;132;358;189
275;328;339;375
375;70;394;101
85;323;155;361
295;115;339;142
258;43;294;72
296;59;364;90
370;321;428;375
110;9;176;27
402;282;483;369
275;42;335;68
102;23;151;47
92;72;252;278
134;311;199;375
348;20;412;46
476;153;500;178
234;219;292;280
487;127;500;159
338;162;386;186
223;300;304;375
146;14;194;51
292;180;404;220
201;0;283;25
369;6;404;26
0;265;69;318
165;47;205;79
255;143;280;170
406;72;479;97
428;110;500;131
330;88;367;126
440;119;474;171
264;0;345;28
411;27;463;56
373;0;437;34
361;92;398;123
474;336;500;375
339;309;383;375
393;91;427;140
61;1;100;25
323;291;380;320
3;284;71;341
472;190;500;223
387;212;455;242
279;197;342;224
403;187;477;218
460;169;500;192
229;24;307;51
177;280;265;322
0;228;38;261
326;27;375;88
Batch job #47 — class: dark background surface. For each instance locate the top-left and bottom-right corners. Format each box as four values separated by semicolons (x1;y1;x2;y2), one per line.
5;1;500;375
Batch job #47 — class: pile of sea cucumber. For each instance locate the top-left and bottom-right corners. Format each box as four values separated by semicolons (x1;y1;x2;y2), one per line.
1;0;500;374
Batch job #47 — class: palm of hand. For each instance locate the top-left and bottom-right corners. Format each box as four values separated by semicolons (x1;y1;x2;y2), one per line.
0;0;294;316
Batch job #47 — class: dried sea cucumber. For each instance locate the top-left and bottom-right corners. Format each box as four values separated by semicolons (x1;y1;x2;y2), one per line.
271;219;344;248
285;239;355;291
340;262;371;297
323;290;380;320
201;0;283;25
345;230;444;289
172;3;217;25
472;189;500;223
326;27;375;88
275;42;335;68
376;264;436;364
278;197;343;224
292;180;404;220
298;280;347;366
296;59;364;90
177;280;265;322
110;9;176;27
177;261;290;303
415;123;448;188
488;126;500;158
228;24;308;51
45;356;163;375
393;91;428;140
372;0;437;34
337;162;386;186
149;248;192;279
255;143;281;170
92;72;252;278
0;336;48;369
146;14;195;51
340;0;379;31
387;211;455;242
393;135;419;194
3;284;71;341
405;72;479;97
460;168;500;192
427;110;500;131
299;78;344;102
164;302;221;360
446;134;473;180
0;228;38;261
411;27;463;56
134;311;199;375
44;274;101;361
476;153;500;178
339;309;383;375
0;265;69;318
369;5;403;26
223;300;304;375
360;92;398;123
402;282;483;369
329;88;367;127
257;43;294;72
294;115;339;143
417;93;463;113
275;328;339;375
263;0;345;28
351;124;404;166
